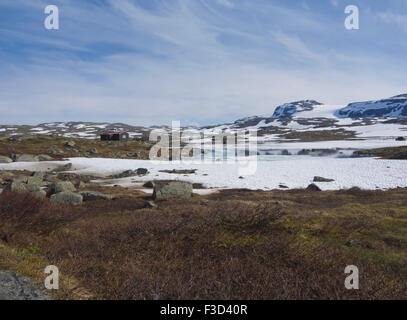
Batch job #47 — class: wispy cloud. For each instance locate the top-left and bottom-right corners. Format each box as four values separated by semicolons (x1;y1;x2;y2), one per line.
216;0;235;9
0;0;406;125
378;11;407;31
330;0;339;7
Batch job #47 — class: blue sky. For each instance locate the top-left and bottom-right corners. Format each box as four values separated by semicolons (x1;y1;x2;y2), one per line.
0;0;406;126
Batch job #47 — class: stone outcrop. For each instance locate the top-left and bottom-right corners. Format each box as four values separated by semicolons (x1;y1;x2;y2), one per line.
0;156;12;163
50;181;76;194
153;181;193;200
50;192;83;205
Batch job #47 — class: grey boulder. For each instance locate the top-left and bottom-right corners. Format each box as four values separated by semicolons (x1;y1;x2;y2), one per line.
153;181;193;200
4;181;46;199
50;192;83;205
64;141;76;147
306;183;322;192
54;163;73;172
80;191;112;201
0;156;12;163
48;146;63;154
50;181;76;194
313;176;335;183
143;181;155;188
14;154;39;162
37;154;54;161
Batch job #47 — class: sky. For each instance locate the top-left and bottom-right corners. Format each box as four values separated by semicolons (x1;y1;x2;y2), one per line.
0;0;406;126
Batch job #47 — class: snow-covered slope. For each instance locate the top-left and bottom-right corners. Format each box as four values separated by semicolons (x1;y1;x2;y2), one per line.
272;100;323;118
1;95;407;146
335;94;407;118
199;95;407;146
2;157;407;191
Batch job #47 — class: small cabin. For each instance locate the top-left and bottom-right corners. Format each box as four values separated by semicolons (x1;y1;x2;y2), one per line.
100;131;129;141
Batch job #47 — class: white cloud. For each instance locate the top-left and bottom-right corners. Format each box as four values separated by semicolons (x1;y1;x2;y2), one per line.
0;0;406;125
330;0;339;7
216;0;235;8
378;11;407;31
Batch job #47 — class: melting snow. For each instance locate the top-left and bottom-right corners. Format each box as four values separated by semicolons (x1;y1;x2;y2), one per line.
1;157;407;191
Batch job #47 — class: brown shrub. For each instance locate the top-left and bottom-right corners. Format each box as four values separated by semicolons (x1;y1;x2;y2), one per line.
0;189;406;300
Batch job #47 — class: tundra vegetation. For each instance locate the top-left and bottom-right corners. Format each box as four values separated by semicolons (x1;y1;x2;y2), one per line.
0;135;153;161
0;185;407;299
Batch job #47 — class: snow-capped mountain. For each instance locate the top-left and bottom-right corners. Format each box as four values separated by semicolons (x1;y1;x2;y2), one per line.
272;100;323;118
1;94;407;144
199;94;407;145
335;94;407;119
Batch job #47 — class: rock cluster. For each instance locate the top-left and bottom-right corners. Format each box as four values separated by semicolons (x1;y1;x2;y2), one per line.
2;171;112;206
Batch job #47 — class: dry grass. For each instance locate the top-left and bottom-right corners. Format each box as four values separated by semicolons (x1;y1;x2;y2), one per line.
280;129;357;142
0;135;153;160
0;188;407;300
353;146;407;159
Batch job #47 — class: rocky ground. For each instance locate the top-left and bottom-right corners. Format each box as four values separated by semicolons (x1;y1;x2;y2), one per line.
0;270;49;300
0;134;153;163
0;132;406;299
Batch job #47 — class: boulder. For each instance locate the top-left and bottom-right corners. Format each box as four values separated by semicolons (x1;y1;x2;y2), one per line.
281;149;291;156
298;149;310;156
50;192;83;205
44;174;59;183
37;154;54;161
31;172;45;180
25;185;47;199
54;163;73;172
127;152;141;158
20;172;45;187
4;181;28;192
50;181;76;194
77;181;86;189
64;141;76;147
136;168;149;176
111;170;136;179
11;176;29;184
313;176;335;183
153;181;193;200
14;154;39;162
87;148;98;154
111;168;150;179
80;191;112;201
48;146;64;154
4;181;46;199
306;183;322;192
159;169;197;174
143;181;155;188
0;156;12;163
26;176;45;187
396;137;406;141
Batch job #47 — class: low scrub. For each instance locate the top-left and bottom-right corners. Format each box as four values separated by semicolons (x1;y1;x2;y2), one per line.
0;188;407;299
